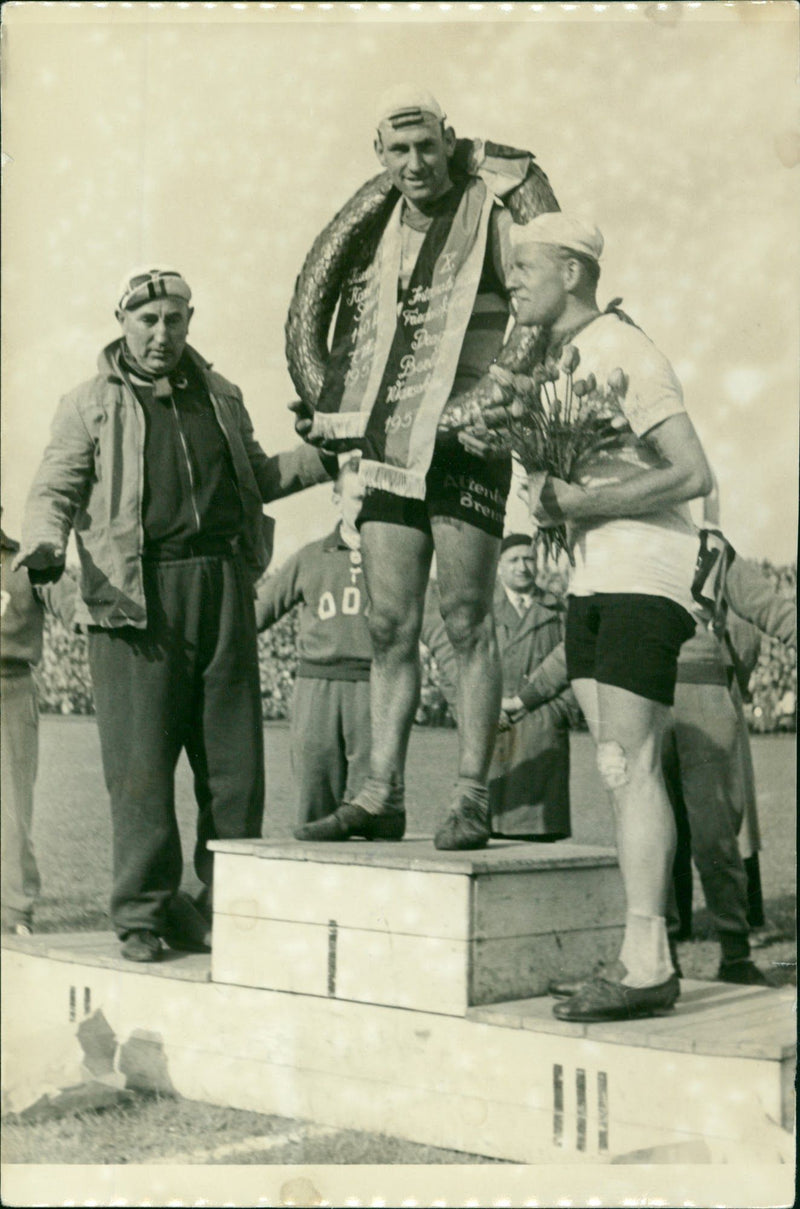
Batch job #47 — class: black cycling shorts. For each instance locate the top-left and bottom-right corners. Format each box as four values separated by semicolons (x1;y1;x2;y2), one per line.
565;592;696;706
358;442;512;539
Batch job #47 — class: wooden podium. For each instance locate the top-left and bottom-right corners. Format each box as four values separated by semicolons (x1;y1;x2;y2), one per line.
2;836;795;1165
210;838;626;1014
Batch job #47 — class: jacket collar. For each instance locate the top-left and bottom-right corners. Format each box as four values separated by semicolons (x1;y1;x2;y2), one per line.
495;582;563;626
98;339;213;384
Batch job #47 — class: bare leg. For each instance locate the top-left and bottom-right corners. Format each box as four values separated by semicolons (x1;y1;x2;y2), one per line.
359;521;433;792
293;521;432;842
571;677;675;987
430;519;502;850
432;518;502;782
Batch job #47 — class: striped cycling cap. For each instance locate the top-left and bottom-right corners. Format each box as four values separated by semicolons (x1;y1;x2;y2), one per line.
118;266;192;312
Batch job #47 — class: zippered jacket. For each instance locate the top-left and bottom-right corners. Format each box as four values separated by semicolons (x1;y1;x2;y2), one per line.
22;340;332;629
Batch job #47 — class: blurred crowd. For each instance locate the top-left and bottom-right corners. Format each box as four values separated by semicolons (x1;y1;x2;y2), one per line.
34;558;796;733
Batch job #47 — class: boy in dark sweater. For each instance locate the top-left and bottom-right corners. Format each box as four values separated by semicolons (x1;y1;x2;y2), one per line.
256;461;372;825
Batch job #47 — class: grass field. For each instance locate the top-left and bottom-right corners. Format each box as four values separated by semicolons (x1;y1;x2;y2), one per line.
2;719;795;1166
28;718;797;982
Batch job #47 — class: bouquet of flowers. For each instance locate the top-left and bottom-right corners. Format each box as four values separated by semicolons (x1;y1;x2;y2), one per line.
466;345;630;560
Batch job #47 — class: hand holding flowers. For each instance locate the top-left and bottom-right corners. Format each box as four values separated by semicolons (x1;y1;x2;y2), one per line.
495;347;630;559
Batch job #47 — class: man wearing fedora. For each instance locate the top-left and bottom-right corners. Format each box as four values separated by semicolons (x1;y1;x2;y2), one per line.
489;533;578;842
16;267;335;962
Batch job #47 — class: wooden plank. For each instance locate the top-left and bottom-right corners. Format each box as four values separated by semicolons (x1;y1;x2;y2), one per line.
209;837;620;876
160;1048;568;1165
1;931;211;982
335;926;468;1015
688;1002;797;1061
473;867;625;939
211;915;329;998
4;946;792;1165
586;987;780;1044
211;914;469;1015
94;966;791;1159
468;984;796;1061
671;993;795;1034
213;914;627;1013
213;853;471;939
539;994;795;1059
644;989;792;1039
470;928;624;1004
82;974;785;1162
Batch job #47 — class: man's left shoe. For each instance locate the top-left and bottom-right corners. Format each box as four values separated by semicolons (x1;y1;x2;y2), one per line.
553;973;680;1023
434;796;491;851
294;802;406;842
551;947;682;1002
717;958;773;986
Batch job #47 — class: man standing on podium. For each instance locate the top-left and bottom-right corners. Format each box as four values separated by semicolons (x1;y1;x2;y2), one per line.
294;85;560;850
500;213;713;1022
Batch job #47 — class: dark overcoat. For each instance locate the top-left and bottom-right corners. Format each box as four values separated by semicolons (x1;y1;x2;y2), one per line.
489;585;580;840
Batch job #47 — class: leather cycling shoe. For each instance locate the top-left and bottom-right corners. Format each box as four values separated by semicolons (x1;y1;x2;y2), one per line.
549;975;590;999
548;959;627;999
553;973;680;1022
434;795;490;851
294;802;406;842
549;947;682;998
121;930;163;963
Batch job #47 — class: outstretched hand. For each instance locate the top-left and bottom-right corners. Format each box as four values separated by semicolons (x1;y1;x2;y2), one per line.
13;541;66;584
287;397;321;445
287;398;363;455
457;425;512;461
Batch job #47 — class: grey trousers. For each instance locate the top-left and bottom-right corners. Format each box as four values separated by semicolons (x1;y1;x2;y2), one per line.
1;673;41;926
290;677;371;824
88;554;264;938
663;680;750;948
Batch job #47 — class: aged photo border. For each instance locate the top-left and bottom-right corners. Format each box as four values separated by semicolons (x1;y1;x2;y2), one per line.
1;1;797;1205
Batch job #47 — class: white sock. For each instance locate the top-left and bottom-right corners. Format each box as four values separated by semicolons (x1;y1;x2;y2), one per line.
619;912;674;988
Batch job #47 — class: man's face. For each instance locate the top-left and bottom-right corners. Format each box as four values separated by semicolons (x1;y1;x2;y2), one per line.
375;117;455;205
507;244;570;328
335;471;366;532
498;545;537;594
116;297;193;376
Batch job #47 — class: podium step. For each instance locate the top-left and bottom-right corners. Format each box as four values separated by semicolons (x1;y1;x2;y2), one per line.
2;934;795;1165
208;837;626;1014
